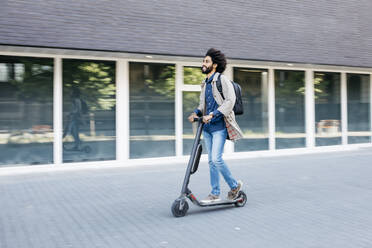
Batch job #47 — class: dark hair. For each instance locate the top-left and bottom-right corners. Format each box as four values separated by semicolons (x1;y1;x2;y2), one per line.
205;48;227;73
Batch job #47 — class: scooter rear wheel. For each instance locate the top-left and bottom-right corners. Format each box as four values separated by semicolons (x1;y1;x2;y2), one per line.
171;200;189;217
234;191;247;207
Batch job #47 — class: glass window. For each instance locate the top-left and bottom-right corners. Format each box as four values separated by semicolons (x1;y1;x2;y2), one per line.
129;63;175;158
62;59;116;163
347;73;371;144
183;66;204;85
234;68;269;151
275;70;305;149
0;56;53;166
182;66;205;155
314;72;342;146
0;63;8;82
182;91;208;155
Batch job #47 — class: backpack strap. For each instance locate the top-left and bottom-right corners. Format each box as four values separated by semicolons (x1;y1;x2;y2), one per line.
216;74;225;100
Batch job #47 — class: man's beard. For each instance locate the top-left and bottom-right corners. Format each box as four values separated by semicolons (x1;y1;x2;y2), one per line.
201;65;213;74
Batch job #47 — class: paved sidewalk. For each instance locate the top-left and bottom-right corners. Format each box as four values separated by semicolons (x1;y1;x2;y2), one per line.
1;148;372;248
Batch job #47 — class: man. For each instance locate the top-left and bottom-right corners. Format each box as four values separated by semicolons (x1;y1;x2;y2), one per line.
63;88;83;149
188;48;244;203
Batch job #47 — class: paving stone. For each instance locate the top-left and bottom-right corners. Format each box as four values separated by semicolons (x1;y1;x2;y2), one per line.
0;149;372;247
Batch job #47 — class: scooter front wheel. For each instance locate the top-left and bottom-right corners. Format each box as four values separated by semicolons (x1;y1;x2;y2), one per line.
171;200;189;217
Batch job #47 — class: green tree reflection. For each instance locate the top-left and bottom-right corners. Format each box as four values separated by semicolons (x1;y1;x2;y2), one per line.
7;58;53;103
63;60;116;111
183;67;204;111
145;65;175;98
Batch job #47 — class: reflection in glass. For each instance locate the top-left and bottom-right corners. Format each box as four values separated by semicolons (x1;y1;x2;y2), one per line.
347;74;371;144
314;72;342;146
63;59;116;163
183;66;204;85
275;70;305;149
234;68;269;151
0;56;53;166
129;63;175;158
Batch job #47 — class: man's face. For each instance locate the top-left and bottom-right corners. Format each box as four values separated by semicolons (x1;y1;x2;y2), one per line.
201;56;215;74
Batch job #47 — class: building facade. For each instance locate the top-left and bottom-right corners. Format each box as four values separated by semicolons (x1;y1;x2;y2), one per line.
1;0;372;168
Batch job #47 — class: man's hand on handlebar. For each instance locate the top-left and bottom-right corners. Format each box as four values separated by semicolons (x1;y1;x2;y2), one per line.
188;112;198;123
202;113;213;124
188;112;214;123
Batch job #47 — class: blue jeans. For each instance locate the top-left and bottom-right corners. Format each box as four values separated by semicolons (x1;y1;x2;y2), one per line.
203;128;238;196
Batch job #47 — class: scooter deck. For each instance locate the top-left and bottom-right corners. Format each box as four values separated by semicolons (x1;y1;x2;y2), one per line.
188;192;245;207
199;199;236;207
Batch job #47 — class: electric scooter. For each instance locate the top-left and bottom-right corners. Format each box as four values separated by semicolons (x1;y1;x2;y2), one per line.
171;117;247;217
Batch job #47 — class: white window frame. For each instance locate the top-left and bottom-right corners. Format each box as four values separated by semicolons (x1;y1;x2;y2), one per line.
53;57;62;165
305;70;315;148
341;72;348;145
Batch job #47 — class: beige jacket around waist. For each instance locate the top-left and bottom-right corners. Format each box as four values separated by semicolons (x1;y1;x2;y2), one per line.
196;72;244;141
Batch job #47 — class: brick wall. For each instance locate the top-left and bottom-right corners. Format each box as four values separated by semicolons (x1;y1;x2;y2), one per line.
1;0;372;67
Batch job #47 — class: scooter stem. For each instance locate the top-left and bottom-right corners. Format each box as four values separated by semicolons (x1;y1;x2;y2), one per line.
181;118;204;194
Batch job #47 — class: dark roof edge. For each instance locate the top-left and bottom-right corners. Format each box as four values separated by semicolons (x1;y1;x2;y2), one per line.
1;43;372;70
